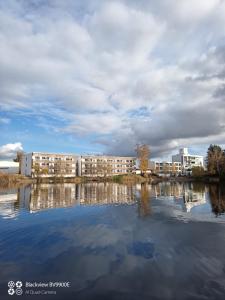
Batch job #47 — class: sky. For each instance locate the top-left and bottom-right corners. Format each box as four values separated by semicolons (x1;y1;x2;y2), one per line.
0;0;225;161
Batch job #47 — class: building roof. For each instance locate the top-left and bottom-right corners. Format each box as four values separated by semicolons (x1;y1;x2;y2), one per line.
0;161;19;168
81;155;136;159
26;152;78;156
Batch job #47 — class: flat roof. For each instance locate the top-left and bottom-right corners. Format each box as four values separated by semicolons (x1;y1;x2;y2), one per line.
81;155;136;159
26;152;78;156
0;161;19;167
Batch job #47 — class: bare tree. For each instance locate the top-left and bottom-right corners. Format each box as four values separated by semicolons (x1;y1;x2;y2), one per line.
136;144;150;176
163;163;170;175
13;151;24;174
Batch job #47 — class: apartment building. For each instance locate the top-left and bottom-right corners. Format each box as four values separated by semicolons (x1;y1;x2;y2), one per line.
21;152;79;177
81;155;136;177
172;148;204;174
149;161;182;176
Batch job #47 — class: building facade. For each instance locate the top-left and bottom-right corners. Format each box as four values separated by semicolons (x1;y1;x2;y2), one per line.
172;148;204;174
21;152;136;177
149;161;182;176
21;152;79;177
81;155;136;177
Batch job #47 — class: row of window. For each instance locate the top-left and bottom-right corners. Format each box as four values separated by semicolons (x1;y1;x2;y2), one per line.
34;156;74;161
84;169;131;173
34;162;74;167
83;164;133;168
84;159;134;163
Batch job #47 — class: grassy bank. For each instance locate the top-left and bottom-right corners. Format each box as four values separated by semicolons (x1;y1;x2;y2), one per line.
111;174;150;184
35;176;82;184
0;173;33;189
2;173;222;189
34;174;151;184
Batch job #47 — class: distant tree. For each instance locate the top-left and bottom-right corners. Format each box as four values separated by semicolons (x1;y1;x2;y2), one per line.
136;144;150;176
33;163;41;177
41;168;49;175
207;144;225;176
163;163;170;175
192;166;205;177
13;151;24;174
171;163;177;175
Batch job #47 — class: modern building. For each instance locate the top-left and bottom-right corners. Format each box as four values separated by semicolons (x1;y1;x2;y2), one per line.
21;152;136;177
21;152;79;177
172;148;204;174
149;161;182;176
80;155;136;177
0;161;19;174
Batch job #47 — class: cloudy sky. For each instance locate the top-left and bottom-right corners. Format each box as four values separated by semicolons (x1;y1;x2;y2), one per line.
0;0;225;160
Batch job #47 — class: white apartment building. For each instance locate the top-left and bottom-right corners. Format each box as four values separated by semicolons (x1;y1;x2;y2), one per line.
21;152;79;177
81;155;136;177
149;161;182;176
172;148;204;174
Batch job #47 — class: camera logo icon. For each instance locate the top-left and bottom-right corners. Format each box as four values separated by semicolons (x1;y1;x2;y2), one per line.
16;281;22;288
8;281;15;289
8;288;15;296
7;281;23;296
16;288;23;296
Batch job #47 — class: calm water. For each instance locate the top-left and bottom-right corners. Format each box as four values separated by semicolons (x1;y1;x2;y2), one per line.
0;182;225;300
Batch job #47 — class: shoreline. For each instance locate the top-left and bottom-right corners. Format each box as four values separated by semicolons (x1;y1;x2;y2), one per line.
0;173;222;189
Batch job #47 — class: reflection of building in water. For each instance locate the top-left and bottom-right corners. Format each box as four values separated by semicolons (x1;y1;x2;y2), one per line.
0;191;19;218
153;182;184;199
184;192;206;212
151;182;207;213
79;183;135;205
209;185;225;216
24;184;79;212
183;183;206;212
19;183;136;212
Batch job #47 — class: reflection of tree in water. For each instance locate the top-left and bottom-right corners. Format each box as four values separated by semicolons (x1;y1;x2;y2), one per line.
191;182;205;194
138;184;151;217
209;184;225;216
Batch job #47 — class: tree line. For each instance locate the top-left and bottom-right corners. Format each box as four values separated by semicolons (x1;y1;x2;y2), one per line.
206;144;225;177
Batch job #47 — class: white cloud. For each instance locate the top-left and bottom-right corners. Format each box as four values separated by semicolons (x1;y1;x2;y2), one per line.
0;142;23;160
1;1;225;157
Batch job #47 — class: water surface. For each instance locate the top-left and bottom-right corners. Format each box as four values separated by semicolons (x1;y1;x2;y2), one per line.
0;182;225;299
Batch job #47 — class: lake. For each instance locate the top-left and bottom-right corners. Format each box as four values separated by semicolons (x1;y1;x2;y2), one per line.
0;182;225;299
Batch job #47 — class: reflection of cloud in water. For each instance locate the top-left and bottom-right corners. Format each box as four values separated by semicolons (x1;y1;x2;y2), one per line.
1;182;225;223
0;192;18;219
1;188;225;299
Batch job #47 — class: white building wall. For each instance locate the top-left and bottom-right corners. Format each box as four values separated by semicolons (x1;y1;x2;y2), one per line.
21;152;80;177
21;153;32;176
81;155;136;176
172;148;204;173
